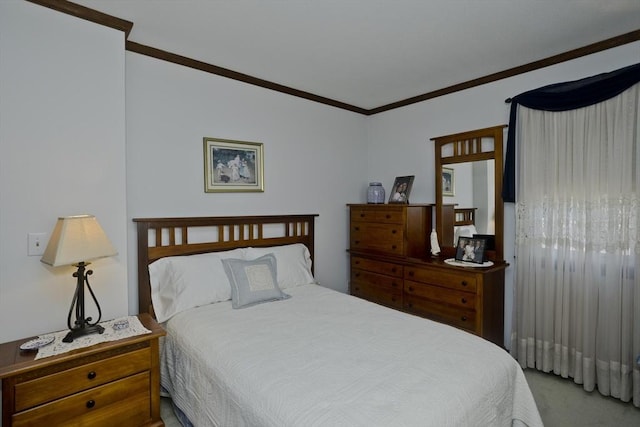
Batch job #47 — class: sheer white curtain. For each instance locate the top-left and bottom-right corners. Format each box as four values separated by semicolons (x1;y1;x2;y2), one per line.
511;83;640;407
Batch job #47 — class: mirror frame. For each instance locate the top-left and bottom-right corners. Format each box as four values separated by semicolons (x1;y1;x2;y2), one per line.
432;125;506;261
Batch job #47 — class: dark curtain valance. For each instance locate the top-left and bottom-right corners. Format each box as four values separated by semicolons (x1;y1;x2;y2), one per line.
502;62;640;202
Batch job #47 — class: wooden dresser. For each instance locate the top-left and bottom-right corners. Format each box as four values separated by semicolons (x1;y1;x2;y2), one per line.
348;204;506;346
0;313;165;427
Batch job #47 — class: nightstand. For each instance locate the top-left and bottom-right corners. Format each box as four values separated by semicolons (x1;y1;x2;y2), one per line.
0;313;165;427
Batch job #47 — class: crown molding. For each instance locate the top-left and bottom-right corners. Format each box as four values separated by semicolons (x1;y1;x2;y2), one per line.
25;1;640;116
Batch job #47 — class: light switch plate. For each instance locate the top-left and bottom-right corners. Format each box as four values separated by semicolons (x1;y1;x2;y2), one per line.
28;232;47;256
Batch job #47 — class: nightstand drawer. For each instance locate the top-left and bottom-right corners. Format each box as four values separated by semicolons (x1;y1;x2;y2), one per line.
12;372;151;427
15;347;150;411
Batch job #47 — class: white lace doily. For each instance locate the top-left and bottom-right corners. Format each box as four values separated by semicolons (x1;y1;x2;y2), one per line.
34;316;151;360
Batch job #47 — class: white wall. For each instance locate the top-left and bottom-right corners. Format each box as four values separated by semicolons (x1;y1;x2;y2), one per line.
0;1;128;343
2;0;638;352
124;53;368;312
365;41;640;346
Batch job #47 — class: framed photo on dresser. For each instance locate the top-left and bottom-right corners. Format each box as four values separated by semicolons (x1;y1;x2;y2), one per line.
455;237;487;264
389;175;414;203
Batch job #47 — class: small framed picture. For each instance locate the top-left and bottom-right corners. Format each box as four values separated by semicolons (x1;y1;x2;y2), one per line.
455;237;487;264
389;175;414;204
203;137;264;193
442;167;454;197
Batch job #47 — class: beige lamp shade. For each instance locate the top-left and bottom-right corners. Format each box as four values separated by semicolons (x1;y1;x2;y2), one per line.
41;215;118;267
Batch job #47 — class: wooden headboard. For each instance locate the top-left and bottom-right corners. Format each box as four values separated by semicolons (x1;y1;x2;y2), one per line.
133;214;318;315
454;208;476;226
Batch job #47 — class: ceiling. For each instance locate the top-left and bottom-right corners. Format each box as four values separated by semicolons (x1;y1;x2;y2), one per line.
73;0;640;112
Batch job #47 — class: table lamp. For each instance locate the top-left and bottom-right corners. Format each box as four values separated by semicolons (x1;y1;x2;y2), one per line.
41;215;117;343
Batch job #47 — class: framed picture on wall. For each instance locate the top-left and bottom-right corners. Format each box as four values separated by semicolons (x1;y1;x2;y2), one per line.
442;167;455;196
389;175;414;203
203;137;264;192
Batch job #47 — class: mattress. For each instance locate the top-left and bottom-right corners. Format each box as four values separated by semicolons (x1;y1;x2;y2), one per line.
161;284;542;427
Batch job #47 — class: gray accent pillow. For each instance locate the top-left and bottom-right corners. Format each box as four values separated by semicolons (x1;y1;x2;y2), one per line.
222;253;291;309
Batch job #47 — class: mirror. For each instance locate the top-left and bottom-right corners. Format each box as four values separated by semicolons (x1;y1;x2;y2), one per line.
432;125;506;261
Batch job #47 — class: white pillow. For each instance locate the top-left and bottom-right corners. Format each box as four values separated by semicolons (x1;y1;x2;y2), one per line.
454;225;478;246
245;243;315;289
148;248;246;322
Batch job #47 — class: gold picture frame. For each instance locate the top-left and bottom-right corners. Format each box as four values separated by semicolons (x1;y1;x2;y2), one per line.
203;137;264;192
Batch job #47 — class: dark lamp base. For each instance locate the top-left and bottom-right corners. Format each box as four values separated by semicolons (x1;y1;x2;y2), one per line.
62;324;105;343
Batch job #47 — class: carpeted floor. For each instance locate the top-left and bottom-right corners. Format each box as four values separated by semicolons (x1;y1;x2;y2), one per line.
160;368;640;426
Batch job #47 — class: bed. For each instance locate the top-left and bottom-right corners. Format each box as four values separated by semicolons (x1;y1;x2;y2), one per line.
453;207;479;245
134;214;542;427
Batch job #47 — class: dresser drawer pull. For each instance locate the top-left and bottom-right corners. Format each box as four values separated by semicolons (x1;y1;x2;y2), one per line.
385;214;391;219
391;245;397;250
355;272;360;277
360;213;365;217
391;267;397;273
355;260;360;265
461;316;468;322
355;226;360;231
86;399;96;409
461;298;467;304
408;271;414;277
392;282;398;288
355;240;360;245
87;371;97;380
408;286;414;292
461;281;468;287
391;229;397;234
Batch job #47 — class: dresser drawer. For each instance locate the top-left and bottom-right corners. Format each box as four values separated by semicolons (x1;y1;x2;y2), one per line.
404;267;477;292
12;372;151;427
351;256;403;277
351;272;402;309
404;295;476;331
14;347;150;411
350;208;405;224
351;223;404;255
404;280;476;310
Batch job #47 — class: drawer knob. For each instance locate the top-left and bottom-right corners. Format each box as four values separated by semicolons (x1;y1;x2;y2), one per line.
408;271;414;277
355;226;360;231
392;282;398;288
355;272;360;277
391;245;397;250
86;400;96;409
355;260;360;265
408;286;414;292
87;371;97;380
391;267;397;273
360;213;365;217
461;316;468;322
461;298;467;304
391;229;397;234
386;214;391;219
461;281;468;287
355;240;360;245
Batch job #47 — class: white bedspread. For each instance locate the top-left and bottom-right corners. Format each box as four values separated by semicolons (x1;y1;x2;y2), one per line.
161;284;542;427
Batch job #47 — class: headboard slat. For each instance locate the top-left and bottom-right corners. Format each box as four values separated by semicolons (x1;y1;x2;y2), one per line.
134;214;318;316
